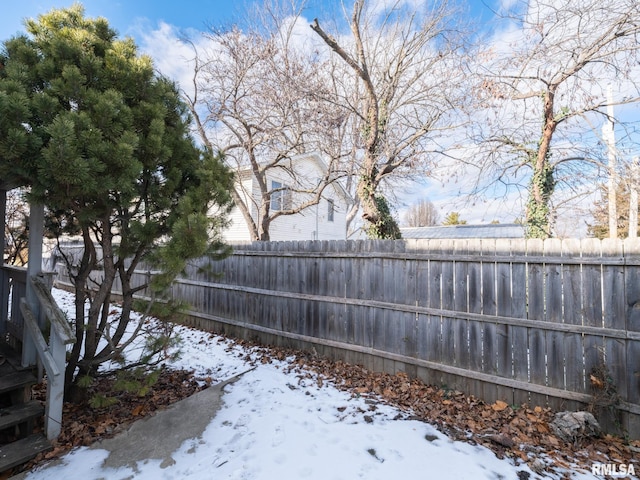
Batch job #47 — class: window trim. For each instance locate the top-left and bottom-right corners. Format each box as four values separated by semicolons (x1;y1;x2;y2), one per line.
270;180;291;211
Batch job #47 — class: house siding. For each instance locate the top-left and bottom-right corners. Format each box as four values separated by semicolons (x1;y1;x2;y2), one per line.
221;154;348;242
268;194;346;241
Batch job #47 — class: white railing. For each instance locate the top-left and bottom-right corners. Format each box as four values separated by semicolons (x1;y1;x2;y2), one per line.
20;275;75;440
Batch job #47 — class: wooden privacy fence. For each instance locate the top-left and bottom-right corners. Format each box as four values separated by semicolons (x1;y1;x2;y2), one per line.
55;238;640;437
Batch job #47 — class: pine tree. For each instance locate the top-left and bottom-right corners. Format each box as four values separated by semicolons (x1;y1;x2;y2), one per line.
588;181;637;239
0;5;234;393
442;212;467;226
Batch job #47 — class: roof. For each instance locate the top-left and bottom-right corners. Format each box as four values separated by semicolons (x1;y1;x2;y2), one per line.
400;224;525;239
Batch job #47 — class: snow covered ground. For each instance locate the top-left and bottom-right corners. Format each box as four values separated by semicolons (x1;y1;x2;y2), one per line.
22;289;611;480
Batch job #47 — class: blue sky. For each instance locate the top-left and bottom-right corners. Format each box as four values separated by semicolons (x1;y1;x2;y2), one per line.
0;0;496;42
0;0;243;40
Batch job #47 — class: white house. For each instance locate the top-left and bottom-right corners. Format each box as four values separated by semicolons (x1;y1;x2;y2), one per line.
221;152;350;242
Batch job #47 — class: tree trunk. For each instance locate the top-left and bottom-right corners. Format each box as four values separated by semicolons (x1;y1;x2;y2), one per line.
64;227;94;390
525;90;557;239
357;167;401;239
82;213;117;369
257;197;270;241
230;187;260;241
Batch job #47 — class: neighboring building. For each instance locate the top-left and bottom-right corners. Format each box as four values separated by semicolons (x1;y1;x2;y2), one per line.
400;223;525;239
222;153;350;242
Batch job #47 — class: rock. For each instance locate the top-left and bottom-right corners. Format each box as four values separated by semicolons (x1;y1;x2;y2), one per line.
529;458;546;474
517;470;531;479
550;411;601;442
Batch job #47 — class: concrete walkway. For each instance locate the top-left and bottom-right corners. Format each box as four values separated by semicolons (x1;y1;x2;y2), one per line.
12;369;253;479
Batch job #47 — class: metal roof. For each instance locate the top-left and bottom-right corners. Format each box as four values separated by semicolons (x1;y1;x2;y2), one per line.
400;224;525;239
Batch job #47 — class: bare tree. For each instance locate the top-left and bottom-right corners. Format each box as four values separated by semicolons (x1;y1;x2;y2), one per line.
3;189;29;265
183;1;348;241
311;0;467;239
472;0;640;238
403;198;439;227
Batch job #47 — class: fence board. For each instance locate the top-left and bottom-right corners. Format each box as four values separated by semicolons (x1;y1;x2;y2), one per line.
454;240;470;385
494;239;514;406
599;239;627;428
626;338;640;436
467;240;484;400
562;239;585;405
582;239;605;382
439;240;458;390
527;239;547;408
479;240;498;403
507;240;529;407
544;239;564;395
624;239;640;434
427;242;444;368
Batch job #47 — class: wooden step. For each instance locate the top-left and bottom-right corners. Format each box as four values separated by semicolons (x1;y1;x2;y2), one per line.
0;343;25;370
0;371;37;396
0;434;51;472
0;401;44;431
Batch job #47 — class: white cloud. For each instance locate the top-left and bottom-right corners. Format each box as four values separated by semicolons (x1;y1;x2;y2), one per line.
135;21;206;98
498;0;519;11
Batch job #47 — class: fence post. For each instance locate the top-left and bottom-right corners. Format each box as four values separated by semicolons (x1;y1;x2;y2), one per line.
44;328;66;439
1;190;7;337
22;202;45;368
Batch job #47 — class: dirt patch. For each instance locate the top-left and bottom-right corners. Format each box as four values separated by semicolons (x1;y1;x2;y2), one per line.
7;366;204;478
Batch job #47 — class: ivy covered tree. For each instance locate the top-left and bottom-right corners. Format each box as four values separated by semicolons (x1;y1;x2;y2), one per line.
472;0;640;239
0;5;233;395
311;0;466;239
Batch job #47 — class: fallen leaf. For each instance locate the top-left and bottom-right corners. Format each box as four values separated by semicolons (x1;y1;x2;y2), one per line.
546;435;560;447
487;434;515;448
589;374;605;389
535;423;549;433
492;400;509;411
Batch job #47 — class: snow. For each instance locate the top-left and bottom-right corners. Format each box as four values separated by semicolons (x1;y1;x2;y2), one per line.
22;289;608;480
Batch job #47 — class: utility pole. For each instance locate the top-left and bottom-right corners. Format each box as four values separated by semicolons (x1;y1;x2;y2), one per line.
630;156;639;238
603;85;617;239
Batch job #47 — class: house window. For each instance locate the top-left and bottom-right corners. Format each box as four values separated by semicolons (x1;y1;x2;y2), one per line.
327;199;335;222
271;180;291;211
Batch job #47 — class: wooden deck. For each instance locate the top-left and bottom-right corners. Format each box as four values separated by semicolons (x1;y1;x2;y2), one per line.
2;182;62;472
0;263;72;473
0;342;51;473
